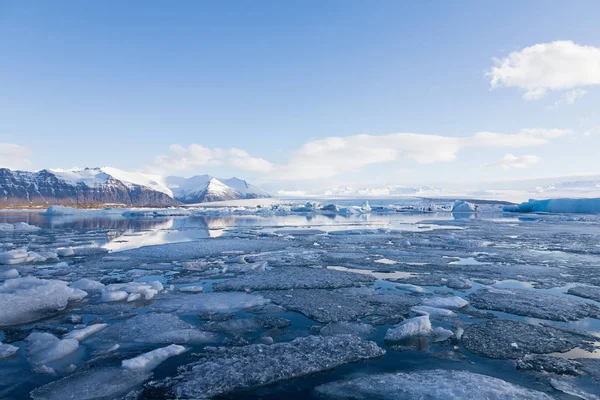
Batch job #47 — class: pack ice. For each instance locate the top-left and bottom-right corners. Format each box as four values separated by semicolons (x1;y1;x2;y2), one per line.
0;277;87;327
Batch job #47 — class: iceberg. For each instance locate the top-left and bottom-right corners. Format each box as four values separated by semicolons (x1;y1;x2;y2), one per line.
504;197;600;214
452;200;478;213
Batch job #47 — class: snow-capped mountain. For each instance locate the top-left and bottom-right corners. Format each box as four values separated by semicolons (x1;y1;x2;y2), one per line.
165;175;271;204
0;167;179;207
0;168;271;206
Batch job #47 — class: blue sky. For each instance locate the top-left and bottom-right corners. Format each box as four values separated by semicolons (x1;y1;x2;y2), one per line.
1;1;600;192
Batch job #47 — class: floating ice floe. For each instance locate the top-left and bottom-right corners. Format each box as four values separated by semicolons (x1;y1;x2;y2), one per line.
213;266;375;292
30;367;152;400
222;260;268;274
100;281;163;302
0;268;19;279
171;335;385;398
384;315;432;342
314;369;553;399
0;222;40;232
318;322;376;338
153;292;270;314
69;278;105;291
122;344;186;372
204;316;290;335
95;313;218;344
63;324;107;342
568;285;600;302
504;197;600;214
263;289;376;323
550;378;600;400
516;355;584;376
422;296;468;309
178;285;204;293
411;305;455;317
462;320;592;359
468;288;600;321
452;201;478;213
0;249;58;265
0;342;18;359
56;248;75;257
0;277;87;327
26;332;79;365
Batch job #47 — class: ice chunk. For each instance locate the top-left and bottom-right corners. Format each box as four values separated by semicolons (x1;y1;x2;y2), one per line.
172;335;385;398
314;369;552;399
0;342;18;359
505;198;600;214
392;283;423;293
178;285;204;293
411;305;455;316
422;296;468;309
550;378;600;400
95;313;218;344
452;201;478;213
468;288;600;321
70;278;105;291
30;367;151;400
63;324;107;342
0;269;19;279
0;277;87;327
26;332;79;364
57;248;75;257
462;320;591;359
12;222;40;232
384;315;432;342
431;327;454;342
153;292;270;314
122;344;185;372
100;281;163;302
214;267;375;292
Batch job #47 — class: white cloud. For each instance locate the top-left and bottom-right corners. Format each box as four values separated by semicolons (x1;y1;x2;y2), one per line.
488;40;600;100
267;128;570;180
149;144;272;175
0;143;33;170
564;88;587;104
486;154;541;169
150;128;569;181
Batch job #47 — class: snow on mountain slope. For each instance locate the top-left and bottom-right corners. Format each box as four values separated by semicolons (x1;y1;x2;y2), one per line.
165;175;271;204
51;167;173;197
101;167;173;197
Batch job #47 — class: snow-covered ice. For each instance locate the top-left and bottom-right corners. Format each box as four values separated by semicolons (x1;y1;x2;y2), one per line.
422;296;468;309
384;315;432;342
122;344;186;372
314;369;553;399
63;324;107;341
0;277;87;327
26;332;79;365
171;335;385;398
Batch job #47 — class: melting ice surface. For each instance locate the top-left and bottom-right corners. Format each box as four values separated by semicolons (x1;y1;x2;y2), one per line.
1;198;600;399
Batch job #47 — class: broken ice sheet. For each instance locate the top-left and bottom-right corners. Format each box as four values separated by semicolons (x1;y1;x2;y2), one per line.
213;266;375;292
170;335;385;399
314;369;553;399
152;292;270;314
462;320;594;359
468;287;600;321
94;313;218;344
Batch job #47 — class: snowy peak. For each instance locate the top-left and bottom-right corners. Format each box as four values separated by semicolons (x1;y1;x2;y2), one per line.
165;175;271;204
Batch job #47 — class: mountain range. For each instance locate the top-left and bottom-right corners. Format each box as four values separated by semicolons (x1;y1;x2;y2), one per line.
0;167;270;207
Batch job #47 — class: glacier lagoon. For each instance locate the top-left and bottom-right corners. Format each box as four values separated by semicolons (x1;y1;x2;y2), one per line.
1;199;600;399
